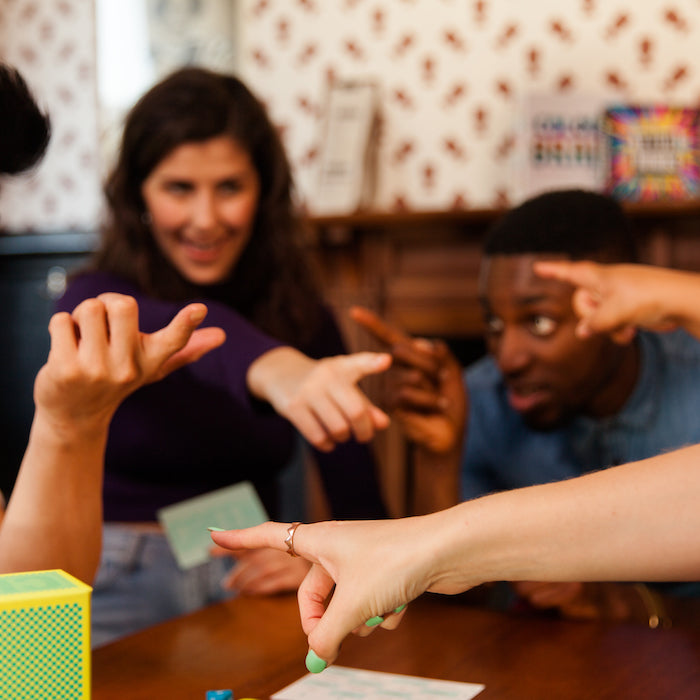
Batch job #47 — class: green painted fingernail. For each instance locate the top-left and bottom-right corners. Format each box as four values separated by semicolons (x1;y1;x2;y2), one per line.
207;526;226;532
365;615;384;627
394;604;406;613
305;649;327;673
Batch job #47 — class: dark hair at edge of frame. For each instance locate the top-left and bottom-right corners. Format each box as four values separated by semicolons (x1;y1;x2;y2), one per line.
0;64;51;175
483;189;638;263
91;66;322;346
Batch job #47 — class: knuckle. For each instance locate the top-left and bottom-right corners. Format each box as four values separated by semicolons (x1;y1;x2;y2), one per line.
346;404;367;423
283;396;302;416
52;361;81;387
82;362;110;385
47;312;71;336
328;426;350;442
76;297;105;316
314;360;333;379
110;294;138;315
307;633;335;663
113;363;141;386
307;424;328;443
54;360;104;390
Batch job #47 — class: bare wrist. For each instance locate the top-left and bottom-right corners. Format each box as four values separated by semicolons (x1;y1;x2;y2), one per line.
30;408;112;450
426;504;491;594
247;346;306;403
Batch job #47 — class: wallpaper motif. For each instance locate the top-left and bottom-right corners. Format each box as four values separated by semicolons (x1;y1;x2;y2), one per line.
0;0;101;233
3;0;700;231
240;0;700;212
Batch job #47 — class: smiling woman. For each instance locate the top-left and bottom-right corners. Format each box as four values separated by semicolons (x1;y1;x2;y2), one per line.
141;136;260;286
54;67;388;647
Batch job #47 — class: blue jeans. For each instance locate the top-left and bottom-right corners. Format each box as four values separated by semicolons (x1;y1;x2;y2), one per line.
91;524;236;648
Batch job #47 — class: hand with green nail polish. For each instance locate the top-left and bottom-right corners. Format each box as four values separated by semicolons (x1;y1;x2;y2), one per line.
364;615;384;627
210;434;700;675
305;649;327;673
209;518;430;670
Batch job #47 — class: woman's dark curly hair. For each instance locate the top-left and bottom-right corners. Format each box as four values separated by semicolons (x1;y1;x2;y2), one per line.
91;66;321;345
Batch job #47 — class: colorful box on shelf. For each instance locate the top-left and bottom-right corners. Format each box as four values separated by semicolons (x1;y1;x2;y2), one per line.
604;105;700;201
0;569;92;700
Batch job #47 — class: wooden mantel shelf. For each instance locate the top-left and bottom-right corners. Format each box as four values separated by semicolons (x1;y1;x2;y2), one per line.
308;207;503;229
621;198;700;218
308;198;700;229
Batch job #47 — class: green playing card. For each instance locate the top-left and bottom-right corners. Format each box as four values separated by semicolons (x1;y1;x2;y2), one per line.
156;481;268;570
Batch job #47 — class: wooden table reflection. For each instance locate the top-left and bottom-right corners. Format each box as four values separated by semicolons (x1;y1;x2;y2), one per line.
92;593;700;699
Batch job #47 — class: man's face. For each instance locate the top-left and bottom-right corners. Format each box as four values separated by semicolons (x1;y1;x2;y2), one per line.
479;254;627;429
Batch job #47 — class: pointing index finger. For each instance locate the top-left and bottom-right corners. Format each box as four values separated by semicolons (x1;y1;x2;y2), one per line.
209;521;318;561
533;260;598;288
350;306;410;347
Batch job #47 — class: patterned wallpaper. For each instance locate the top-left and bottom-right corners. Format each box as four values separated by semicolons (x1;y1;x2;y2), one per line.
4;0;700;232
0;0;101;233
239;0;700;212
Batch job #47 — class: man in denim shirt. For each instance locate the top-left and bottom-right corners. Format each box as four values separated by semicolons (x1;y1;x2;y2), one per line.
463;190;700;499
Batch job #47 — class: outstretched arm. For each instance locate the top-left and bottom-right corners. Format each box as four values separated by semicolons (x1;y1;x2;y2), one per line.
212;441;700;669
0;294;224;582
207;350;391;598
246;347;392;452
534;260;700;341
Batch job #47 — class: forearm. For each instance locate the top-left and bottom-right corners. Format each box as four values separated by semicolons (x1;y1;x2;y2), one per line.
412;446;461;515
429;444;700;594
0;414;106;583
658;268;700;339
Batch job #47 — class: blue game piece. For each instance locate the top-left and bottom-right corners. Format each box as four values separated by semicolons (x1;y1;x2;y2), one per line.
206;690;233;700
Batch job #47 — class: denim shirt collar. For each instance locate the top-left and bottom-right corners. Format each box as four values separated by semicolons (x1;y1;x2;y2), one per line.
571;331;658;437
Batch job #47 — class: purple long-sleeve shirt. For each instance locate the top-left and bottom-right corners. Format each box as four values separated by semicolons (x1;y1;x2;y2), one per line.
56;271;386;521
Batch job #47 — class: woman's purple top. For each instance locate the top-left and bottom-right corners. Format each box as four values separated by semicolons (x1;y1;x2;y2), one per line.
56;271;386;522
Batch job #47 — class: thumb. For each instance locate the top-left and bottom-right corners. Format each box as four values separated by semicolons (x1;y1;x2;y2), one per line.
305;582;368;671
146;304;225;380
341;351;392;383
148;303;209;356
156;327;226;379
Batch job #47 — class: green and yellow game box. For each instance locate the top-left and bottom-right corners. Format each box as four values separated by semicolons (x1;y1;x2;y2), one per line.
0;569;92;699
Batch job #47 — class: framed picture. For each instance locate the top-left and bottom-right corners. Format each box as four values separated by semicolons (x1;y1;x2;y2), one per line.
312;80;380;215
511;92;614;203
604;105;700;201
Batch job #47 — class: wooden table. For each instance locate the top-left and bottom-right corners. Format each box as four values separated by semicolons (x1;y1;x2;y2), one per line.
92;593;700;699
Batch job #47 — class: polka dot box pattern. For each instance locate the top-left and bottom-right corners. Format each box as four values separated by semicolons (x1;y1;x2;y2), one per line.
0;570;91;700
